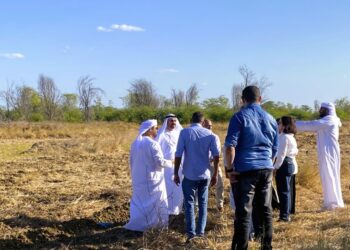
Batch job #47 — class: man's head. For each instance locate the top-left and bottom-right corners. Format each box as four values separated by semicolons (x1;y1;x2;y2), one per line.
241;85;261;105
166;117;177;131
143;125;158;138
191;111;204;124
203;119;213;130
319;107;329;118
319;102;336;118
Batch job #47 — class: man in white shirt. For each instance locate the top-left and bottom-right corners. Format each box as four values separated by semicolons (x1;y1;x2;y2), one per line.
296;102;344;211
125;119;173;232
156;114;184;215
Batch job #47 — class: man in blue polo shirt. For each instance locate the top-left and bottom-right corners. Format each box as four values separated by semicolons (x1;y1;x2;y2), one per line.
225;86;278;250
174;111;220;242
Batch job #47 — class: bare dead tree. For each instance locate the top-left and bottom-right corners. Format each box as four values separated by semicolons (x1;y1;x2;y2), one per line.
185;83;199;107
77;76;104;122
231;84;243;110
123;79;160;108
231;65;272;109
257;75;273;100
239;65;257;87
171;89;185;107
0;82;17;121
38;74;61;120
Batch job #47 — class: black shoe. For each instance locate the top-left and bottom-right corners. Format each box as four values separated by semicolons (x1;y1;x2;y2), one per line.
186;235;196;243
277;217;291;222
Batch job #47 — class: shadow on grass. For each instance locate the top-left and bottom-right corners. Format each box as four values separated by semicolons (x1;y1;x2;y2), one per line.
0;214;143;249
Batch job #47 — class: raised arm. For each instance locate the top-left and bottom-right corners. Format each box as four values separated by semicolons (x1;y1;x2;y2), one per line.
296;119;328;132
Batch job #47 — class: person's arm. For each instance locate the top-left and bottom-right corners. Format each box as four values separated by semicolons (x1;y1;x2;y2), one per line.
272;120;279;160
174;130;185;185
210;155;220;186
209;134;220;186
224;114;241;183
174;156;182;186
225;146;239;183
273;134;287;170
151;142;172;168
296;119;328;132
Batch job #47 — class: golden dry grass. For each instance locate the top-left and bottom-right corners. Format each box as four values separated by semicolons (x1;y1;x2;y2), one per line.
0;121;349;249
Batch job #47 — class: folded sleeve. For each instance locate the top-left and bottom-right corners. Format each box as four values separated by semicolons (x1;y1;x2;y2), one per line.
224;113;242;148
175;130;185;158
210;134;220;157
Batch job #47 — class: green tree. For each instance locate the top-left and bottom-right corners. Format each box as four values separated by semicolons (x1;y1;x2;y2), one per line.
202;95;230;109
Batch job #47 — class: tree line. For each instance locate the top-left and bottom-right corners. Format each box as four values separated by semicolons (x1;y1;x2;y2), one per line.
1;66;349;123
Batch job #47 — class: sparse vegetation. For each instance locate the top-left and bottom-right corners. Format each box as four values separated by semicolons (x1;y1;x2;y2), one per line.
0;121;349;249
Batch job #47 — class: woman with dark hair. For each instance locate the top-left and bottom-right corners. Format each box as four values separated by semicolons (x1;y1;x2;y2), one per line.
274;116;298;222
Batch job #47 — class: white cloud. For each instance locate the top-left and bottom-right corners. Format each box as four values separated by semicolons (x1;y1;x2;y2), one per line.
159;68;179;73
62;45;71;54
0;53;25;59
111;24;145;32
97;26;113;32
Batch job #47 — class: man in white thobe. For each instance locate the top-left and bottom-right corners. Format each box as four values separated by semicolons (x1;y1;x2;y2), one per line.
124;119;173;231
296;102;344;210
156;114;184;215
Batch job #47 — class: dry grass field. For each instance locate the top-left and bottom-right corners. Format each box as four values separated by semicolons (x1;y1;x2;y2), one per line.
0;121;349;249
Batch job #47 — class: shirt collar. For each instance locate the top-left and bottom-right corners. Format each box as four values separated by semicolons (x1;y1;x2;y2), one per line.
244;103;261;108
191;123;203;127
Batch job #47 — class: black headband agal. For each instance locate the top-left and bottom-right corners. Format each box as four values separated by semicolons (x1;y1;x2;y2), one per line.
165;114;177;119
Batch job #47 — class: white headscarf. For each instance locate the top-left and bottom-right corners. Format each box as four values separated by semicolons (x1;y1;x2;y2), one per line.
156;114;183;141
321;102;342;127
321;102;337;117
136;119;158;142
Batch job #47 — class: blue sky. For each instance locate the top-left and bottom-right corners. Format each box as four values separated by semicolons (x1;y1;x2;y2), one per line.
0;0;349;107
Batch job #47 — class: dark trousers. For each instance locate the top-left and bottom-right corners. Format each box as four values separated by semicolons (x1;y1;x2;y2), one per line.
232;169;273;250
290;174;296;214
275;157;295;220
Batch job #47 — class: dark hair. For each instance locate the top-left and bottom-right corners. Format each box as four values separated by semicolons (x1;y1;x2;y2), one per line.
281;116;297;134
191;111;204;123
242;85;260;103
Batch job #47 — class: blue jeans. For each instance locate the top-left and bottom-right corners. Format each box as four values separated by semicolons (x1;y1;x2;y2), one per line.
275;157;295;220
232;169;273;250
182;177;209;237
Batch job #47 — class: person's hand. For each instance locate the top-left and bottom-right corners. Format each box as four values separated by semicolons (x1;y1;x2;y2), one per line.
210;175;217;187
228;171;240;184
174;174;180;186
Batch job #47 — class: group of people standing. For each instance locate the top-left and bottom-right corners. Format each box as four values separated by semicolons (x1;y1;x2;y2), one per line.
124;85;344;250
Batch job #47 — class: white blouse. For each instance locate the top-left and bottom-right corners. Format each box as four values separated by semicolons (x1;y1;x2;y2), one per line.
273;133;299;174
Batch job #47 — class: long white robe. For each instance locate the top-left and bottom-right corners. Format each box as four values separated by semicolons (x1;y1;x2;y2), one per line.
124;136;172;231
158;130;184;215
296;115;344;210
